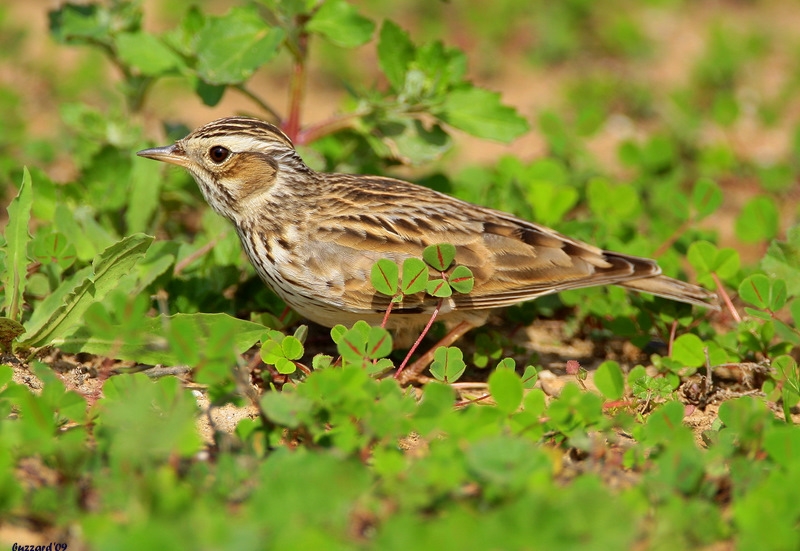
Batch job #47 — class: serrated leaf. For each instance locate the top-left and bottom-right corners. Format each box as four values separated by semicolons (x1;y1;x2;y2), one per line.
594;360;625;400
306;0;375;48
438;87;529;142
56;313;266;366
429;346;466;383
377;20;415;90
448;265;474;294
426;279;452;298
489;368;523;413
196;7;285;85
401;258;428;295
20;234;153;349
3;168;33;321
423;243;456;271
371;258;399;296
739;274;770;309
115;32;182;76
670;334;707;368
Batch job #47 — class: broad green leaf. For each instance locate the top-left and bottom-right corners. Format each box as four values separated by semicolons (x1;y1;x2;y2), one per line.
20;234;153;348
448;265;474;294
687;241;740;286
594;361;625;400
439;87;529;143
3;168;33;321
526;180;579;227
338;327;367;365
426;279;452;298
281;335;304;361
401;258;428;295
423;243;456;271
489;368;523;413
738;274;770;309
371;258;399;296
260;392;313;428
306;0;375;48
115;32;182;76
380;119;451;164
763;425;800;469
30;231;77;270
377;20;415;90
670;333;707;368
196;7;285;85
367;326;392;359
735;195;779;243
429;346;466;383
587;177;641;224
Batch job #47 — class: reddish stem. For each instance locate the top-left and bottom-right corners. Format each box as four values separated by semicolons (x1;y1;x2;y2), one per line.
394;300;443;380
284;29;308;143
711;272;741;322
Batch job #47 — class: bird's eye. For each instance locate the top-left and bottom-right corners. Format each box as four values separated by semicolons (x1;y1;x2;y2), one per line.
209;146;231;163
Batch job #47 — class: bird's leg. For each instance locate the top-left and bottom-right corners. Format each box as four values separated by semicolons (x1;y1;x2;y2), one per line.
396;320;475;385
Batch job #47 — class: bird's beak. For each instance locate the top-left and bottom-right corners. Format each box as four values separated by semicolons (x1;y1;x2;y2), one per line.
136;144;189;167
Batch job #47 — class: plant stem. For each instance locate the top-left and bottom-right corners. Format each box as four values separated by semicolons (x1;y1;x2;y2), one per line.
295;110;369;145
233;84;283;122
284;25;309;142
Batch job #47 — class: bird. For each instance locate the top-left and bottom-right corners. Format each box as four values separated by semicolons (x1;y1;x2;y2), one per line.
137;116;718;367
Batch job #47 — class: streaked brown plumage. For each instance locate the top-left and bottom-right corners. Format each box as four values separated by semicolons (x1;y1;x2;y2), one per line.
138;116;719;334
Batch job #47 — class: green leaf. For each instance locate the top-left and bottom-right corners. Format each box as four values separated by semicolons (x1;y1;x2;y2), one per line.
670;334;707;368
526;180;579;227
3;168;33;321
338;326;367;365
196;7;285;85
306;0;375;48
687;241;740;286
429;346;466;383
30;231;77;270
438;87;529;142
423;243;456;271
401;258;428;295
738;274;771;309
691;178;723;219
377;20;415;90
735;195;779;243
594;361;625;400
488;368;523;414
59;313;266;366
115;32;182;76
448;265;474;294
367;326;392;359
20;234;153;348
126;146;163;233
761;226;800;296
763;425;800;469
371;259;399;296
426;279;452;298
281;335;304;361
